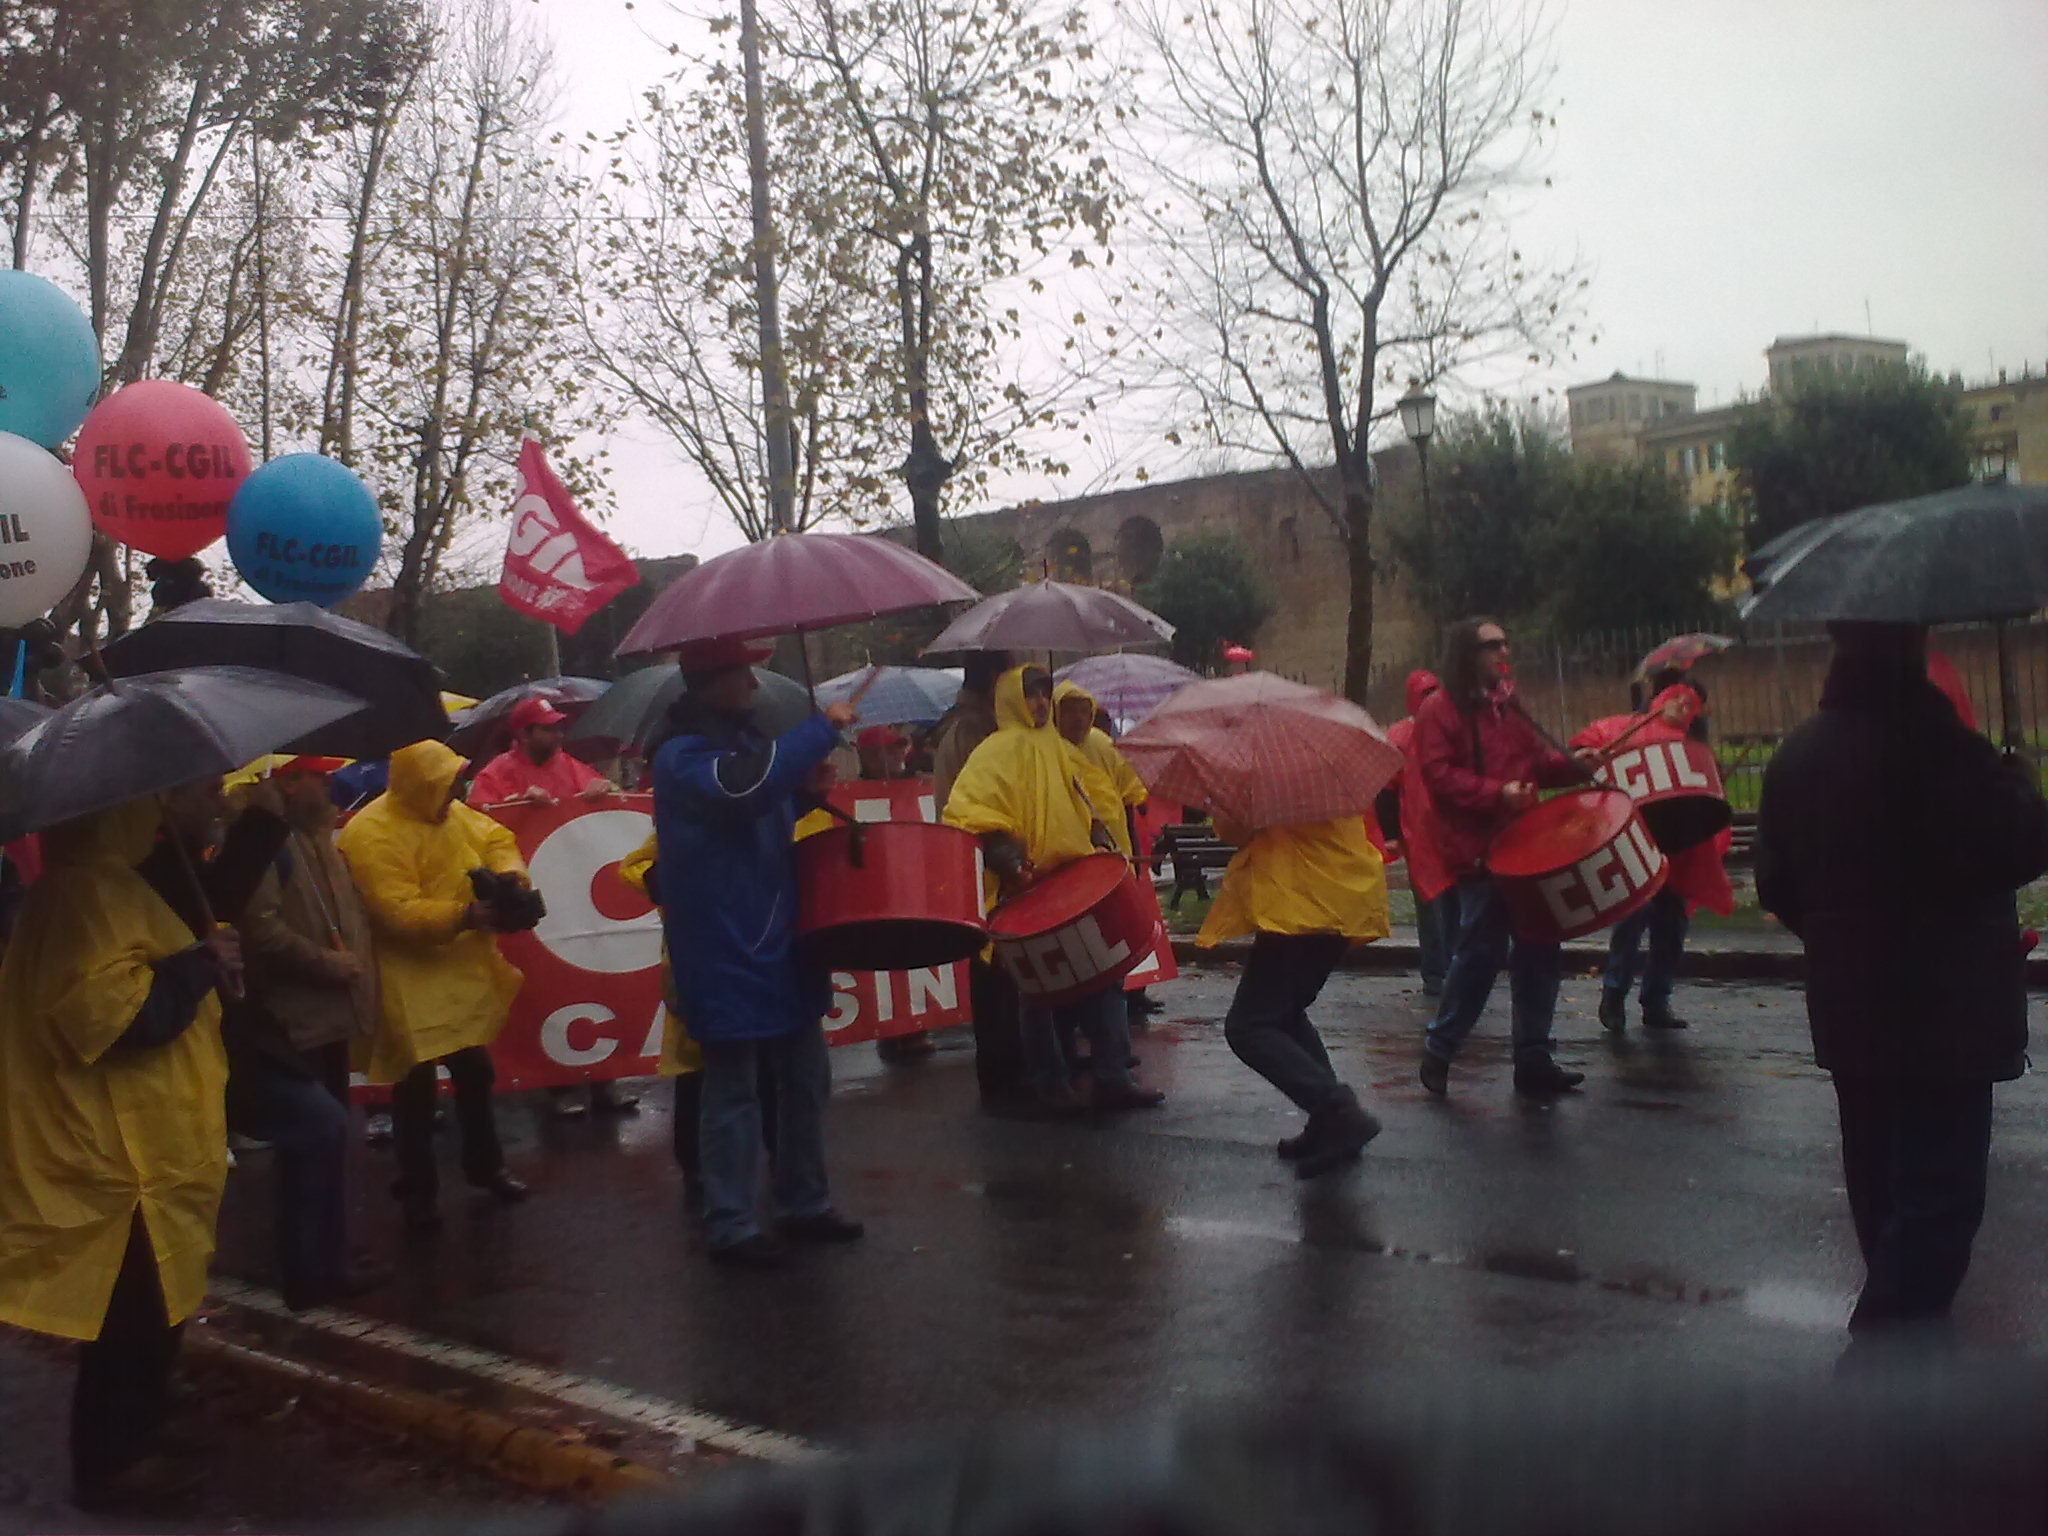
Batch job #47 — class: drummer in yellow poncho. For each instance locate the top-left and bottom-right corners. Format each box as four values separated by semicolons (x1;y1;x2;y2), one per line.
944;664;1165;1114
337;739;532;1230
1054;679;1170;1024
1197;813;1390;1178
0;798;241;1502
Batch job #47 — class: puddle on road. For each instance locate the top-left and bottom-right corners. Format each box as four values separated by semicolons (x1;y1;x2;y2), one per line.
1158;1214;1815;1320
1738;1280;1849;1331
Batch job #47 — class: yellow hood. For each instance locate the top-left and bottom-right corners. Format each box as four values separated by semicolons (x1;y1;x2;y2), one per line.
943;666;1101;872
388;740;468;823
994;665;1050;732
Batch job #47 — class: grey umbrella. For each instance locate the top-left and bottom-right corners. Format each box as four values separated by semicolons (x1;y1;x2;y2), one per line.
569;666;814;756
0;697;50;748
925;579;1174;653
446;676;611;760
1741;483;2048;747
0;666;369;841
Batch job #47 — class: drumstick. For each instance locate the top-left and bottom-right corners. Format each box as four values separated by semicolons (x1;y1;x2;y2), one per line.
1577;709;1665;768
844;665;884;711
1506;699;1605;787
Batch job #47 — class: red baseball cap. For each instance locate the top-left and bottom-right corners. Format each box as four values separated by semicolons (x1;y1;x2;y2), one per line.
856;725;907;751
677;636;775;674
509;696;571;731
274;755;350;776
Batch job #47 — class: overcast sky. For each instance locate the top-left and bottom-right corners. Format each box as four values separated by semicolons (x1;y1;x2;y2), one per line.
529;0;2048;563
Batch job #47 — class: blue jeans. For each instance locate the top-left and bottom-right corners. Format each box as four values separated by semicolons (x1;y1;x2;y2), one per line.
1022;985;1136;1094
1425;876;1562;1068
225;1054;349;1307
1415;890;1450;987
1603;886;1689;1007
698;1020;833;1248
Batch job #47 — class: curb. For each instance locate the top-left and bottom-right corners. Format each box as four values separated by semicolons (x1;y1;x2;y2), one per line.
1171;936;1810;983
185;1326;673;1504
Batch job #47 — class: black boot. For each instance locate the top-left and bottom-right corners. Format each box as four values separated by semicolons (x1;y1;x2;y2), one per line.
1513;1058;1586;1097
1597;989;1627;1033
1294;1087;1382;1179
1642;1002;1689;1030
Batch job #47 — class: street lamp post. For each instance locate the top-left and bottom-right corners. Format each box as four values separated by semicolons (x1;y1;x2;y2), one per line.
1397;388;1439;615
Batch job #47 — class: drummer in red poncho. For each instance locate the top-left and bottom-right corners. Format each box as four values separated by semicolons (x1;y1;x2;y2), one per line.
1375;671;1455;997
469;697;621;808
1571;670;1735;1034
1415;618;1598;1098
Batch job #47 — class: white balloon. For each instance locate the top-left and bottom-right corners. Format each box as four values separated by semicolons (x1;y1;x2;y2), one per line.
0;430;94;629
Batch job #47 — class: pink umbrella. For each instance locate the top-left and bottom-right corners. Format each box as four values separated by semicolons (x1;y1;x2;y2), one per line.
925;579;1173;653
615;533;979;656
1118;672;1402;830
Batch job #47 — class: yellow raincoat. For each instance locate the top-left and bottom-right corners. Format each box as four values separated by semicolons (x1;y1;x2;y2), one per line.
943;667;1105;877
0;801;227;1340
1197;817;1391;947
619;833;704;1076
338;740;526;1083
1053;681;1147;858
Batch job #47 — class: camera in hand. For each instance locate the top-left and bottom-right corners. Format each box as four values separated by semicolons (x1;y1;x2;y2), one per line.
468;867;547;933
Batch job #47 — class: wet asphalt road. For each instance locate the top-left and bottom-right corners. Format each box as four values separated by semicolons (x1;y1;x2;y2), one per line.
215;968;2048;1451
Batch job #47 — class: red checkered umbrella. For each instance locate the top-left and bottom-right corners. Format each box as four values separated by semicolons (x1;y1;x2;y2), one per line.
1631;632;1734;682
1117;672;1402;830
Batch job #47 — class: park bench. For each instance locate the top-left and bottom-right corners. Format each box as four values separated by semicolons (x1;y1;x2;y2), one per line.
1153;822;1236;908
1725;809;1759;867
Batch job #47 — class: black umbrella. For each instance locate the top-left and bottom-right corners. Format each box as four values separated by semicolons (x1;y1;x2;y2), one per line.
0;667;370;841
101;598;448;758
1741;483;2048;748
446;676;612;762
1741;484;2048;625
570;666;815;756
0;697;50;748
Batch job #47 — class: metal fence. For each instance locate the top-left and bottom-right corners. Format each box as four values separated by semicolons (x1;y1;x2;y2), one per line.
1494;619;2048;811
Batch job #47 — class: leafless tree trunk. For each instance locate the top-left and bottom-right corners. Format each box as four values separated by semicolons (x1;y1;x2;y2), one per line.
1129;0;1582;700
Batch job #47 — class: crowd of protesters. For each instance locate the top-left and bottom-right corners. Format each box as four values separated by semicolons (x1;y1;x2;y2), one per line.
1;606;2043;1509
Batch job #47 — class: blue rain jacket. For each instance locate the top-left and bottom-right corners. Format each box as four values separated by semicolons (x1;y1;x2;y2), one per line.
651;704;839;1042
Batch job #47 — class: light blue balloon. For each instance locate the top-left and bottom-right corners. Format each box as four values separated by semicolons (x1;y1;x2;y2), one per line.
226;453;383;608
0;270;100;449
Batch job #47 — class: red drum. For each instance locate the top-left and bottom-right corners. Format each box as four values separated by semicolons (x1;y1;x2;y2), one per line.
987;853;1154;1005
1488;787;1668;943
1594;736;1731;854
798;822;987;971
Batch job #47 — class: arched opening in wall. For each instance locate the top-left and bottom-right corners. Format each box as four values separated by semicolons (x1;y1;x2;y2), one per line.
1047;528;1093;583
1279;516;1302;563
1115;515;1164;586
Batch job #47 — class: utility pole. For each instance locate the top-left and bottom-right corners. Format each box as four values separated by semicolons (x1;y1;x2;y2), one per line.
739;0;797;535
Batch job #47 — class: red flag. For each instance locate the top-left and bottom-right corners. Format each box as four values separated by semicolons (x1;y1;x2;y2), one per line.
497;438;637;634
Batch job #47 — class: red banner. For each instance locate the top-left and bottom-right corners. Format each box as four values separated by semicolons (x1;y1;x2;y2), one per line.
472;792;969;1091
497;438;638;635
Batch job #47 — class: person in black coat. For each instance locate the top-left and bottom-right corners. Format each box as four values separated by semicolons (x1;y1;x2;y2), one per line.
1758;621;2048;1339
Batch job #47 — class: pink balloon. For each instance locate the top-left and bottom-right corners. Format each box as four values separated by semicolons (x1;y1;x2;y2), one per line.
74;380;252;559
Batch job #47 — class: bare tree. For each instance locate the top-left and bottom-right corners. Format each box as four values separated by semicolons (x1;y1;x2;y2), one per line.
574;74;893;541
770;0;1123;560
1128;0;1583;699
352;0;610;644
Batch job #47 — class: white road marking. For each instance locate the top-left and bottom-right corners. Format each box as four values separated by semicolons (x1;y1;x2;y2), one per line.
210;1277;819;1465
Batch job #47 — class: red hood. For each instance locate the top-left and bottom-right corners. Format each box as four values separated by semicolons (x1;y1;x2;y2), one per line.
1405;670;1441;717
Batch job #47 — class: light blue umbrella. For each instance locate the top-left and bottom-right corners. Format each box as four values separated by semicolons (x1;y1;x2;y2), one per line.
816;664;963;727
